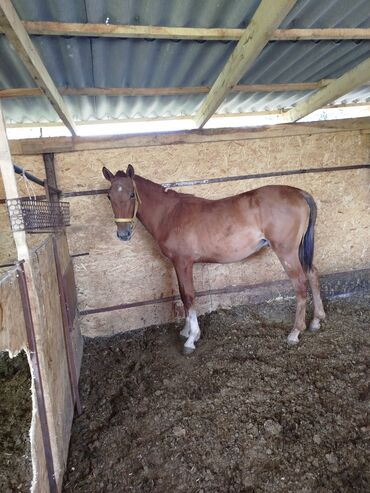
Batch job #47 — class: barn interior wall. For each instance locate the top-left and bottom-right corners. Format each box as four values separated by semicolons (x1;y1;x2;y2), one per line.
3;127;369;337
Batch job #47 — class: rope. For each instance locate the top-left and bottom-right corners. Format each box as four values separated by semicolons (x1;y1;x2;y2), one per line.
18;169;37;201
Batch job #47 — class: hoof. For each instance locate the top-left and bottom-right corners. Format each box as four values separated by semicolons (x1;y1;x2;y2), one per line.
287;328;300;346
182;346;195;356
287;338;299;346
309;319;321;332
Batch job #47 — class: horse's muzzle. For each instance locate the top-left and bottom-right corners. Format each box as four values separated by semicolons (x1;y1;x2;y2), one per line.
117;230;131;241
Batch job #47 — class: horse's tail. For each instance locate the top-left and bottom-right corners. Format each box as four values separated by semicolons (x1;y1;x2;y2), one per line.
299;191;317;273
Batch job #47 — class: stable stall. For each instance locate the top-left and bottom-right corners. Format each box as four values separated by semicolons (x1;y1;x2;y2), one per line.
0;1;369;491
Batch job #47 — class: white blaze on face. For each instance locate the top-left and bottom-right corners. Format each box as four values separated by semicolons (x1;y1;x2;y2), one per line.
118;186;123;192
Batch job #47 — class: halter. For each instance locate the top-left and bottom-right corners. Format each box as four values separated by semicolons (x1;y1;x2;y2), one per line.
114;180;141;231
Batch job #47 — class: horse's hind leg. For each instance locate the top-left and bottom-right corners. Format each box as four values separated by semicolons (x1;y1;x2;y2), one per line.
173;257;200;354
307;265;326;331
274;248;308;345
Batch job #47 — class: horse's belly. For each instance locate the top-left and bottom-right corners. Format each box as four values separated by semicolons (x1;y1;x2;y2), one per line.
198;236;267;263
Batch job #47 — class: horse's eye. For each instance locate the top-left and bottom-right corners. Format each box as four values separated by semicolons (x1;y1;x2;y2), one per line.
107;195;111;201
130;192;135;199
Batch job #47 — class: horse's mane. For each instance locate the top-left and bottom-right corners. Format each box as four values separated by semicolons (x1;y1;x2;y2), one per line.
162;187;195;198
124;174;196;198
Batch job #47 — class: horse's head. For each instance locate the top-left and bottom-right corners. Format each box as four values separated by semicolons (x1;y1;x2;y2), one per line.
102;164;140;241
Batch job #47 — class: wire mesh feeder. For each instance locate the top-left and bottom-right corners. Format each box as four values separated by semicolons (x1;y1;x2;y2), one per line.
7;198;70;233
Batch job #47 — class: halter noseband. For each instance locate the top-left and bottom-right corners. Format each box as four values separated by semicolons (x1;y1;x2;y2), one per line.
114;180;141;231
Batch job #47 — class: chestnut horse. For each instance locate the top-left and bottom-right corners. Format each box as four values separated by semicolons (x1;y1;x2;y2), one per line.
103;165;325;354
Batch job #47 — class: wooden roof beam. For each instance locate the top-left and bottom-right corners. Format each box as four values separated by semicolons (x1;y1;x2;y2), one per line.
5;102;370;129
0;0;77;136
0;81;332;99
283;57;370;122
7;118;370;156
194;0;297;128
0;21;369;41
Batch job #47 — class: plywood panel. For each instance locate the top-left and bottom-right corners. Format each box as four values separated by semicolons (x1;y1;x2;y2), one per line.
0;204;81;490
0;265;51;493
55;132;369;192
28;385;49;493
0;266;27;354
30;237;81;489
55;230;71;273
82;294;215;338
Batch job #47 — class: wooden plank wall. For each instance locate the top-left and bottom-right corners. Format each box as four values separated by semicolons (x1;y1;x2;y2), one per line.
4;127;370;337
30;234;83;489
0;266;27;353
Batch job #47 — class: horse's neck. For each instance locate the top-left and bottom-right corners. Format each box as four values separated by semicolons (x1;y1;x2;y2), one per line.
135;176;174;239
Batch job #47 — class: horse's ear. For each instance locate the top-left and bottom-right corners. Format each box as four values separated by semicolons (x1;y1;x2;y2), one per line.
126;164;135;178
102;166;114;182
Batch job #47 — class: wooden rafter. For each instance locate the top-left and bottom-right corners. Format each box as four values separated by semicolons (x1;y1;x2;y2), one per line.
284;57;370;122
0;81;331;99
4;103;369;130
194;0;297;128
0;21;369;41
0;0;77;136
5;102;370;129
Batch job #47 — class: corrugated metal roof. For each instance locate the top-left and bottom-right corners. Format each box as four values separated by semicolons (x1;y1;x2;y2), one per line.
1;0;370;125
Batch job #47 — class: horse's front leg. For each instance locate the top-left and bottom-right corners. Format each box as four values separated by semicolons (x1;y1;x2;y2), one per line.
173;257;200;354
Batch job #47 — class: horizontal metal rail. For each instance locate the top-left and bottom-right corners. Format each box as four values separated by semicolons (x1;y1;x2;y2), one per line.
13;163;61;194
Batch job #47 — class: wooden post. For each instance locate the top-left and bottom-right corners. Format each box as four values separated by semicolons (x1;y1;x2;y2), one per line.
0;102;29;260
43;152;59;202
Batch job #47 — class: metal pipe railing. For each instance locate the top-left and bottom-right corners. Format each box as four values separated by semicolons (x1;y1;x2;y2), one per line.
13;163;61;194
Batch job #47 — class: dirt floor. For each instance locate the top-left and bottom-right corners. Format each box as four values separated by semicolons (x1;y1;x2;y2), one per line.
0;351;32;493
64;293;370;493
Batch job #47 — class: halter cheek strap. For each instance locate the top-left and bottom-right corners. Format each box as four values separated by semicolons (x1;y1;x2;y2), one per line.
114;180;141;231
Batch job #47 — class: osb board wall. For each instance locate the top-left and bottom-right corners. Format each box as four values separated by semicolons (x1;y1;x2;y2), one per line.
30;235;82;490
0;228;81;491
0;266;49;493
0;154;46;265
0;266;27;354
13;130;370;336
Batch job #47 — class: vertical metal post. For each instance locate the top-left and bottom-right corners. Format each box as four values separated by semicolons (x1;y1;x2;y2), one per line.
52;235;82;416
17;262;58;493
